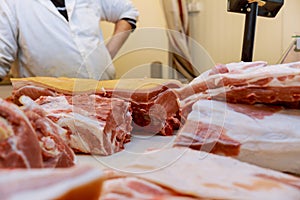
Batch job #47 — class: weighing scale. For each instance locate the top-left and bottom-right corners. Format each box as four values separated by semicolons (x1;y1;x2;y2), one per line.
227;0;284;62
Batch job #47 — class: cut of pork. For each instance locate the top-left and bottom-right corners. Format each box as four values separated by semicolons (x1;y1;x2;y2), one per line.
0;165;104;200
177;61;300;109
11;77;183;135
130;89;181;136
35;94;132;156
174;99;300;174
101;148;300;200
101;176;198;200
12;85;56;105
0;98;43;168
19;96;76;168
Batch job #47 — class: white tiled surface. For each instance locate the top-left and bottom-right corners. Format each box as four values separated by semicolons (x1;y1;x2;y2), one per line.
0;85;13;99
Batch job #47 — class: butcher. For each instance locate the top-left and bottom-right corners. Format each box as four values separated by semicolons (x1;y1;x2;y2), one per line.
0;0;139;81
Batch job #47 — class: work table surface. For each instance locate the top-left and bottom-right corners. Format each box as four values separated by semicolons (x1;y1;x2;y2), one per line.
0;85;13;99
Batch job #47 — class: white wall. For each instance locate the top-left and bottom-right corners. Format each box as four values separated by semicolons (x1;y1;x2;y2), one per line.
101;0;169;79
101;0;300;78
190;0;300;64
281;0;300;61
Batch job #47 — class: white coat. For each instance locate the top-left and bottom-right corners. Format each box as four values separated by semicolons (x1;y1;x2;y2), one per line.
0;0;139;80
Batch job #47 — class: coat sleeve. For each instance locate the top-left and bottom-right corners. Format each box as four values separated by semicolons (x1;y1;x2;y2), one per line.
99;0;139;23
0;1;18;79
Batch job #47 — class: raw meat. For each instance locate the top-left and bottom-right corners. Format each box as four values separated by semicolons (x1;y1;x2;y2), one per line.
101;148;300;200
12;85;56;105
0;165;104;200
0;98;43;168
130;89;181;136
20;96;76;168
177;61;300;109
174;99;300;174
11;77;183;135
35;94;132;155
101;176;197;200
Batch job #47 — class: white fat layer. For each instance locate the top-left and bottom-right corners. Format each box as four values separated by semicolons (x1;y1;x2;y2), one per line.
36;96;108;154
120;148;300;200
189;100;300;150
20;95;41;111
52;112;108;155
102;177;171;199
36;96;115;155
185;99;300;174
45;118;68;138
4;167;103;200
191;61;300;87
35;95;130;155
37;96;73;112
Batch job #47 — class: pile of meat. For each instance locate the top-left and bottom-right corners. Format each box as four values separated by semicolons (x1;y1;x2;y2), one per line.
174;61;300;174
11;78;182;136
2;148;300;200
100;148;300;200
3;61;300;170
0;96;75;168
0;165;104;200
177;61;300;111
0;93;134;168
34;94;133;155
1;61;300;199
1;77;183;168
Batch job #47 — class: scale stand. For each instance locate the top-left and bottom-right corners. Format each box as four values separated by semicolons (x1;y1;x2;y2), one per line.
227;0;284;62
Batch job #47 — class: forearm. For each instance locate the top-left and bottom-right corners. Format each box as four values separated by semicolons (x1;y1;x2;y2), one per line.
106;19;132;59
